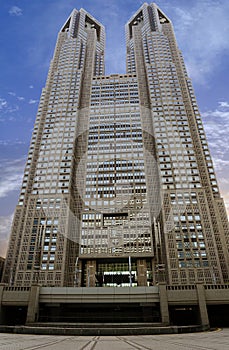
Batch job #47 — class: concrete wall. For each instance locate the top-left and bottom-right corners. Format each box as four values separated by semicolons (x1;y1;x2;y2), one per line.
39;286;159;303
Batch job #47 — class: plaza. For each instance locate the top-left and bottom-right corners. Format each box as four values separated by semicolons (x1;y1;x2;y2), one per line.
0;328;229;350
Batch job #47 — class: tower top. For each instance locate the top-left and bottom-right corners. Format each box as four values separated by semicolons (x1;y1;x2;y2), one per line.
60;7;105;41
125;2;171;40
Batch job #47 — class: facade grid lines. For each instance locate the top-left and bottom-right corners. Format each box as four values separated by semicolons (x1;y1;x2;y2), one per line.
2;2;229;289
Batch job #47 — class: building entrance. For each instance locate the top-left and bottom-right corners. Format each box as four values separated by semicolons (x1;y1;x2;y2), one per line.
81;258;153;287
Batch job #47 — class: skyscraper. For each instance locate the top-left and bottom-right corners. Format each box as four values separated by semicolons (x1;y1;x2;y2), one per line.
2;2;229;289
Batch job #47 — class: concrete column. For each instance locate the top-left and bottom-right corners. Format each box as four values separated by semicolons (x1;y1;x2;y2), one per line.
196;283;209;328
158;283;170;325
77;259;82;287
86;260;96;287
0;283;6;324
26;285;40;324
137;259;147;286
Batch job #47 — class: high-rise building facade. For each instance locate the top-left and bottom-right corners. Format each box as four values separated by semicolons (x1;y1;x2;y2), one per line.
2;2;229;288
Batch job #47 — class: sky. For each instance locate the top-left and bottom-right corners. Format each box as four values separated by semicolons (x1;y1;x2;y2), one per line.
0;0;229;257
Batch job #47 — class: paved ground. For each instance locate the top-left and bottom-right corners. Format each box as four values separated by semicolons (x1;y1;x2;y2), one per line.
0;328;228;349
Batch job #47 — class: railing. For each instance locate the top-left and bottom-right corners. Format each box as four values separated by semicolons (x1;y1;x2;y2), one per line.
167;285;196;291
167;284;229;291
4;286;31;292
3;284;229;292
204;285;229;290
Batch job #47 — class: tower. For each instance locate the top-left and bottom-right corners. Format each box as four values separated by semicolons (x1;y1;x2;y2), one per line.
2;3;229;288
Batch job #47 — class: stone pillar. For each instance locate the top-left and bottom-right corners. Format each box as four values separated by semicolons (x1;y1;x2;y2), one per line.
196;283;209;328
26;285;40;324
158;283;170;325
0;283;6;324
137;259;147;286
77;260;82;287
86;260;96;287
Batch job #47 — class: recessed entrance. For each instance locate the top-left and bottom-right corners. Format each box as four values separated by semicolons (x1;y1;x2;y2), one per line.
39;302;160;323
2;306;27;325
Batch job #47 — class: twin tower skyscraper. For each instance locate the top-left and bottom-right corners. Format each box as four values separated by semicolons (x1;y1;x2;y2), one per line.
3;3;229;288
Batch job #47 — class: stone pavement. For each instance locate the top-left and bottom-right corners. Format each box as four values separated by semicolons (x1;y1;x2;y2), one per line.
0;328;228;349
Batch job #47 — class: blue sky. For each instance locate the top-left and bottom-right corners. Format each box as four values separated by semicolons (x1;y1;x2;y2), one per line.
0;0;229;257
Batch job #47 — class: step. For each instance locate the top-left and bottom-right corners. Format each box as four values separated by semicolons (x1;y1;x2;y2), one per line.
0;324;209;336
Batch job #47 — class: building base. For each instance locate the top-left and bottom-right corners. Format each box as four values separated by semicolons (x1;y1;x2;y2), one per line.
1;284;229;330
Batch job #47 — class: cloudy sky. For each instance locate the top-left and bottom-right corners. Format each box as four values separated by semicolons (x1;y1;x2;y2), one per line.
0;0;229;257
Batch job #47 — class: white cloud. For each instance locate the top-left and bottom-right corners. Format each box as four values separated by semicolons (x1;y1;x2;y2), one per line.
201;102;229;157
0;173;23;198
212;159;229;172
0;96;20;118
29;99;39;104
218;183;229;218
0;98;7;110
8;92;25;102
222;192;229;217
9;6;23;16
8;105;19;113
0;140;26;146
219;177;229;185
0;158;25;199
201;101;229;217
172;1;229;84
219;101;229;108
17;96;25;101
0;214;13;257
29;85;34;89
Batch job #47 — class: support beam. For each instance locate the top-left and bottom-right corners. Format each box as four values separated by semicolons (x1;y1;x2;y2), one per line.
137;259;147;286
0;284;6;324
196;283;209;328
26;285;40;324
86;260;96;287
158;283;170;325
